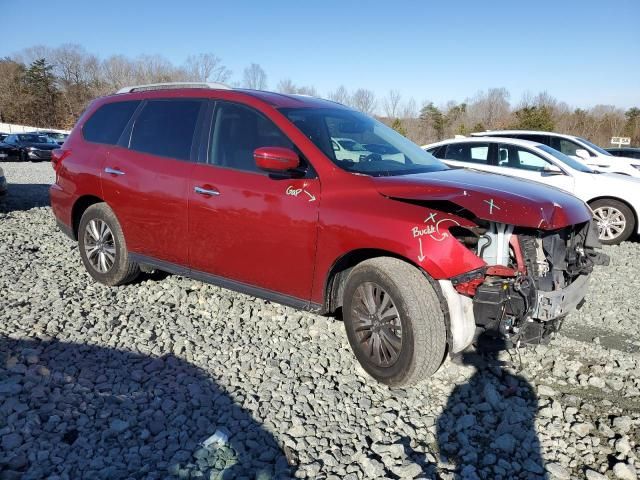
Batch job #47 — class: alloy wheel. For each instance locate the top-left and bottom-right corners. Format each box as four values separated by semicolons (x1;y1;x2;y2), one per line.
350;282;403;367
593;206;626;242
83;219;116;273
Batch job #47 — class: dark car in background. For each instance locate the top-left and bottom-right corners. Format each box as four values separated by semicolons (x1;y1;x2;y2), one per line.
0;140;21;161
2;133;59;161
607;147;640;160
36;130;69;145
0;133;8;142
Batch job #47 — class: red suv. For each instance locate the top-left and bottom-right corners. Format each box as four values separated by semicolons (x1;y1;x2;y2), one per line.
50;83;607;386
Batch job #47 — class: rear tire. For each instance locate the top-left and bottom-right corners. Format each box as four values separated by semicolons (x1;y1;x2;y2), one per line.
342;257;447;386
590;198;634;245
78;203;140;286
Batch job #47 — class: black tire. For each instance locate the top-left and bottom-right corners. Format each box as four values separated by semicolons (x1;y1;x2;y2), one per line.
342;257;447;386
78;203;140;286
589;198;635;245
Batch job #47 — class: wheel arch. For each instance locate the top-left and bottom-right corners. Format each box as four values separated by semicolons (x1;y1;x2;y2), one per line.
322;248;452;349
587;195;638;231
71;195;105;240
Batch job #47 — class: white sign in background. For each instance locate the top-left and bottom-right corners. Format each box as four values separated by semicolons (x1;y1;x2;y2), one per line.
611;136;631;147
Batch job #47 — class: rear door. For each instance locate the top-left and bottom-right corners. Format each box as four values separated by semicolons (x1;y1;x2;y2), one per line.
188;101;320;301
101;98;205;266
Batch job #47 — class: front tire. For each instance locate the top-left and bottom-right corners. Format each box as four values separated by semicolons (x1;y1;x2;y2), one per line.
342;257;447;386
78;203;140;286
590;199;634;245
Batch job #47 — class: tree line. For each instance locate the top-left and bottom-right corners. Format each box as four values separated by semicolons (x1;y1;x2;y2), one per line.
1;44;638;148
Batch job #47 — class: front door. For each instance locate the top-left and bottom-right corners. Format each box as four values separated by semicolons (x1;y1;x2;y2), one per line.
494;143;575;194
189;101;320;301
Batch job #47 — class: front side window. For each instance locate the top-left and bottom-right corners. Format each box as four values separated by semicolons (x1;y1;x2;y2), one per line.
497;144;551;172
210;102;295;173
444;142;490;164
83;101;141;145
129;100;203;161
280;107;446;176
555;138;584;157
537;144;592;172
576;137;611;156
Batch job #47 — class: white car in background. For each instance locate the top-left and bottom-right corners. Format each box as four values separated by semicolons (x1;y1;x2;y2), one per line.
424;137;640;244
330;138;404;163
331;137;371;162
470;130;640;178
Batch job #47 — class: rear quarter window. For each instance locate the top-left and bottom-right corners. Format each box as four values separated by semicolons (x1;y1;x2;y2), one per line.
83;101;141;145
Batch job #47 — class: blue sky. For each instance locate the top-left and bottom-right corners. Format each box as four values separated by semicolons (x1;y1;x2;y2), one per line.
2;0;639;109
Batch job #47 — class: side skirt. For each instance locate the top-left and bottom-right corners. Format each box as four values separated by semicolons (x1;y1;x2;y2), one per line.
129;253;323;313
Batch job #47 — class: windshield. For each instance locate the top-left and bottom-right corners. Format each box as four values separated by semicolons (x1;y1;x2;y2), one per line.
537;144;594;173
47;132;66;140
577;137;612;156
280;107;447;176
18;134;52;143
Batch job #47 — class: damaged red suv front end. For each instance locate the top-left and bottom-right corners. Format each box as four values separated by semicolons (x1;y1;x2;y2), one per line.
372;168;609;352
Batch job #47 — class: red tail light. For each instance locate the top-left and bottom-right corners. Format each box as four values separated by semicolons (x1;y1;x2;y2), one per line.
51;149;71;171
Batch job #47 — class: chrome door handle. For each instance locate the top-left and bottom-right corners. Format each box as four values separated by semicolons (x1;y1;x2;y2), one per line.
104;167;125;176
194;186;220;196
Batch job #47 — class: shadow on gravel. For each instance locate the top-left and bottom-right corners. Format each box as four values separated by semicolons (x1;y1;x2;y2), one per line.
0;336;292;479
0;184;51;213
437;336;546;479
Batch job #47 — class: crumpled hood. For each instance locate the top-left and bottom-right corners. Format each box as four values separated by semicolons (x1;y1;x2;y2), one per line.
374;168;592;229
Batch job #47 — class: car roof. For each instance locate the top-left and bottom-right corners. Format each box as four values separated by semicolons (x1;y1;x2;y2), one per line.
470;130;579;140
424;136;545;149
607;147;640;152
106;84;348;110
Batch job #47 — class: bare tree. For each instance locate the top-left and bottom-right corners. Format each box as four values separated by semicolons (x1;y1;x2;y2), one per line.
400;97;418;119
351;88;376;115
242;63;267;90
277;78;297;94
276;79;317;96
383;89;402;118
296;85;318;96
183;53;231;83
328;85;350;105
467;87;511;129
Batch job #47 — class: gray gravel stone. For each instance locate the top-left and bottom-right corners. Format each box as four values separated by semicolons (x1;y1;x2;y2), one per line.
613;463;637;480
1;162;640;479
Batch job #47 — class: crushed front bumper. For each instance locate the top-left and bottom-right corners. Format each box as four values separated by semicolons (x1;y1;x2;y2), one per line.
532;274;590;321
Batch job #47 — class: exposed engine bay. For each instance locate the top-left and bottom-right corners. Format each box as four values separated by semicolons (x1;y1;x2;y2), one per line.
449;220;610;349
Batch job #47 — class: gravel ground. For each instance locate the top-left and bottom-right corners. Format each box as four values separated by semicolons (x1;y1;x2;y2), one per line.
1;161;639;480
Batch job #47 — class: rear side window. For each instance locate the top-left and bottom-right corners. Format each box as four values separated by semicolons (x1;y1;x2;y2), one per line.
444;143;490;164
427;145;447;158
517;134;550;145
83;101;140;145
129;100;203;161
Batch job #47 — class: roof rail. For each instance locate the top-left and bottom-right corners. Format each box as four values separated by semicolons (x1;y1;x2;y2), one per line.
116;82;233;94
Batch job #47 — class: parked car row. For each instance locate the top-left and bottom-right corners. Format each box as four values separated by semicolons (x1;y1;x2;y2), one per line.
424;133;640;245
0;132;62;162
468;130;640;177
49;82;608;386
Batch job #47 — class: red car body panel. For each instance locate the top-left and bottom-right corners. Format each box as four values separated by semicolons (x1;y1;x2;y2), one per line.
102;146;192;265
372;169;592;230
188;164;320;300
50;88;594;310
